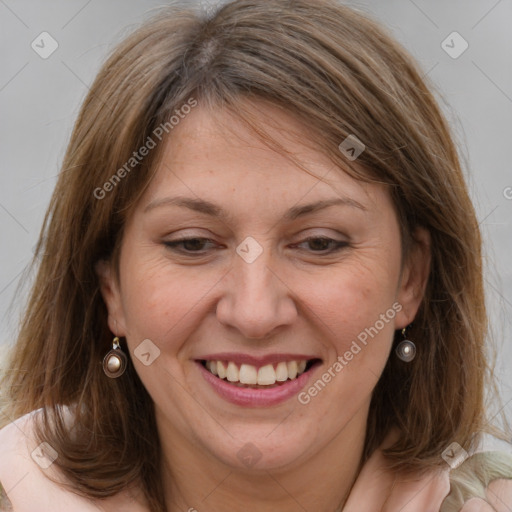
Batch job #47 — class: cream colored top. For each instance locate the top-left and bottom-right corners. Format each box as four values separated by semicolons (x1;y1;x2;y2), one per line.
0;409;511;511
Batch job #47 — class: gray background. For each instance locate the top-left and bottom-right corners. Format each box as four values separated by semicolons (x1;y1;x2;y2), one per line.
1;0;511;429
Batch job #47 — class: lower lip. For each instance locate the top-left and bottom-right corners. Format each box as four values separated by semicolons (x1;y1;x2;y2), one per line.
196;361;320;407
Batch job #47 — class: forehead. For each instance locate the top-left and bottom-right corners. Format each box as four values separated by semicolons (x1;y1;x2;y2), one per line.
136;100;391;223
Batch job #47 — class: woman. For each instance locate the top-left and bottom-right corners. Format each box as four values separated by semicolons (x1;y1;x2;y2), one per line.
0;0;511;510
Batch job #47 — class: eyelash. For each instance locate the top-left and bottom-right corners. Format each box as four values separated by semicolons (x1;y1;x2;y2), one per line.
163;236;348;256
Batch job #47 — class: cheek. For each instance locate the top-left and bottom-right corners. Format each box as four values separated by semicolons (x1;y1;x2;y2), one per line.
290;251;401;385
118;249;224;346
300;254;400;334
117;249;176;334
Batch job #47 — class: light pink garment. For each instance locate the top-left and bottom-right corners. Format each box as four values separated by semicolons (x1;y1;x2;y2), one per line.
343;431;450;511
0;410;146;511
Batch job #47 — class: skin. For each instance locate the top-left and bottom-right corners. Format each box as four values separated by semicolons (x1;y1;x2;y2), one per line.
97;100;431;512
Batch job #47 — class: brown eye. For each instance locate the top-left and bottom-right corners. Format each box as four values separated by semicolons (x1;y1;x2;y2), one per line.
164;237;216;254
295;237;348;254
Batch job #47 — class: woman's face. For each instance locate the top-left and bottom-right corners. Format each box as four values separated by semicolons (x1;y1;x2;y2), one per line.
98;100;430;472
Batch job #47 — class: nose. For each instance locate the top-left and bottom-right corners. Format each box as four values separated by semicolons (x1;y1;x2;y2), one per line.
215;247;298;340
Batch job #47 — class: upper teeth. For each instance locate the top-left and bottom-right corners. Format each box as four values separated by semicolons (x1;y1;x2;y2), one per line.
205;360;308;385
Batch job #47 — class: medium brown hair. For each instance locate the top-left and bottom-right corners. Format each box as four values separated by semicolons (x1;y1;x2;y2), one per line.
0;0;497;510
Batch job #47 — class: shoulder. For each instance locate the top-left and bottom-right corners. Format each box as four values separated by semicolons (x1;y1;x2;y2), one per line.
0;409;149;512
441;450;512;512
344;427;512;512
0;410;40;511
0;409;40;471
0;409;102;512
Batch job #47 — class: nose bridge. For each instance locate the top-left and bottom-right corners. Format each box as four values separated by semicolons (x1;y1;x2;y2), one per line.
234;235;276;294
216;241;296;338
237;251;275;301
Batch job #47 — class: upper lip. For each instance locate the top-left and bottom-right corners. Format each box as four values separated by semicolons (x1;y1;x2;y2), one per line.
195;353;321;367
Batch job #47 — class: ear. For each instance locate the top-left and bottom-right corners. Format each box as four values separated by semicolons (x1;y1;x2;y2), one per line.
95;259;127;336
395;227;431;330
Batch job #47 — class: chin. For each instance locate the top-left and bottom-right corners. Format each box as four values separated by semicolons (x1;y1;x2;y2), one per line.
202;422;317;471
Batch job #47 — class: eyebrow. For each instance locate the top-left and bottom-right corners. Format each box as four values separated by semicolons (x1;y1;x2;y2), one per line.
143;195;367;221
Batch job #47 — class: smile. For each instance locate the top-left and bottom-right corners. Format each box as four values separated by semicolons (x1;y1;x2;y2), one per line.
201;359;315;387
196;357;322;407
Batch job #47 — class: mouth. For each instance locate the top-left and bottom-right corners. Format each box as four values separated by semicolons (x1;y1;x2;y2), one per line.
198;358;321;389
195;354;322;407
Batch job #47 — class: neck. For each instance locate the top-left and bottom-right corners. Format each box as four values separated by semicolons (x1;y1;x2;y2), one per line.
158;408;368;512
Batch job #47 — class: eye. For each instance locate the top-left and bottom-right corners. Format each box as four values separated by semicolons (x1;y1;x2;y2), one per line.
163;236;348;257
293;236;348;254
164;237;217;254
